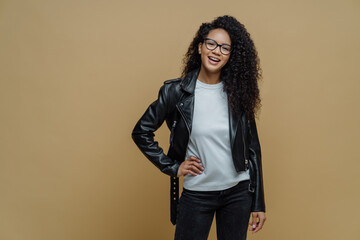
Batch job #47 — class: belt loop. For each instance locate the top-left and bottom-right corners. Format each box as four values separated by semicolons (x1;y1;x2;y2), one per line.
248;182;255;193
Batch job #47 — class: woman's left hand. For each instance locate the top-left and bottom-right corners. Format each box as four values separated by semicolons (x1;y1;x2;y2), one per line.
249;211;266;233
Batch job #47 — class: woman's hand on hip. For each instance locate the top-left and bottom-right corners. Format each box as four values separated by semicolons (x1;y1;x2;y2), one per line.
177;156;204;177
249;211;266;234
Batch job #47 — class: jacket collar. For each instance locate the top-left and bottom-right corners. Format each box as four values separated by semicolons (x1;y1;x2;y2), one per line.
179;68;200;94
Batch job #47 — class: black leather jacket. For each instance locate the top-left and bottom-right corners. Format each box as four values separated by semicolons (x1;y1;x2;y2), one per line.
132;68;266;225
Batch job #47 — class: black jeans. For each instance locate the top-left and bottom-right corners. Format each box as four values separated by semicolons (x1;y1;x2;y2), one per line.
174;180;253;240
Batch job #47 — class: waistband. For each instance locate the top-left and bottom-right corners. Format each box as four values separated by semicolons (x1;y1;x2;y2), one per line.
182;180;250;195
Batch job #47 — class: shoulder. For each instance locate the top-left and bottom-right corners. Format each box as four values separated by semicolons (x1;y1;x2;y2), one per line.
160;77;182;94
163;77;182;85
157;77;183;106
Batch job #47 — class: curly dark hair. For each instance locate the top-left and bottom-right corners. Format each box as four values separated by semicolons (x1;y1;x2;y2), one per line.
182;15;262;118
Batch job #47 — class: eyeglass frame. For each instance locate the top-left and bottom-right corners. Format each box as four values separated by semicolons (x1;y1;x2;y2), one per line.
203;38;233;55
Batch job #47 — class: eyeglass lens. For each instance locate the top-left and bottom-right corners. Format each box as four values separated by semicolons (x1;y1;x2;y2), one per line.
204;39;232;55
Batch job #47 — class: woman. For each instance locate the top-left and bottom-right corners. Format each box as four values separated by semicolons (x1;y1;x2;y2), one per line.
132;15;266;240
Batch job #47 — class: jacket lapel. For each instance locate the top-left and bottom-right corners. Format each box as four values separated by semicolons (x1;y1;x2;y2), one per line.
177;68;199;134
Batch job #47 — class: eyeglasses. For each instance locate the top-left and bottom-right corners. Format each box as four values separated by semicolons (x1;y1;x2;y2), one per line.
203;38;232;55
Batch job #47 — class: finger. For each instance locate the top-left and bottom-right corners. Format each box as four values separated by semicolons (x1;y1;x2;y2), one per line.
185;159;202;169
190;162;204;171
184;162;202;174
253;216;266;233
248;221;254;232
189;164;203;174
187;169;198;176
189;156;201;163
250;213;258;232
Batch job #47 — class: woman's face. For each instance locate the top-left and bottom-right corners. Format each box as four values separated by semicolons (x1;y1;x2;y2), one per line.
198;28;231;75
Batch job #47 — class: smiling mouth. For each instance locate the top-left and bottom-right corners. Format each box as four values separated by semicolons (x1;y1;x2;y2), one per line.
208;56;220;62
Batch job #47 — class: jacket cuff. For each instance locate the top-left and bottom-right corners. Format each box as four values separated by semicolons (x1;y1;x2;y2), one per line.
251;207;266;213
162;161;180;177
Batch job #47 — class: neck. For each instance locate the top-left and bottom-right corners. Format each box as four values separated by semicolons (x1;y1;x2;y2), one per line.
197;67;221;84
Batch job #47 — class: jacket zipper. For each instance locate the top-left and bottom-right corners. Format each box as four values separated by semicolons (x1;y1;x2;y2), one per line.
245;118;255;192
176;104;191;159
241;118;249;170
170;120;177;145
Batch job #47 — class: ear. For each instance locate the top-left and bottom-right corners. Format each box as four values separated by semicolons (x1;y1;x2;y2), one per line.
198;42;202;54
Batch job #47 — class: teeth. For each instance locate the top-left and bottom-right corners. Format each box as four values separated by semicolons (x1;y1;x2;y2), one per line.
209;57;220;62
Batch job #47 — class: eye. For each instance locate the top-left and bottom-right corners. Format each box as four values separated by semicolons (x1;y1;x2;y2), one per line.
223;45;231;51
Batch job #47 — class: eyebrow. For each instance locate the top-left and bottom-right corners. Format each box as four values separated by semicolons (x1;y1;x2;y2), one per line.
206;38;231;45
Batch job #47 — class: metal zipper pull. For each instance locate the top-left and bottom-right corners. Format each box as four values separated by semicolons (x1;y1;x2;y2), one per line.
169;120;177;145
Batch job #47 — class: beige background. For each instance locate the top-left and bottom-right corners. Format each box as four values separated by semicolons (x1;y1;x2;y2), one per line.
0;0;359;239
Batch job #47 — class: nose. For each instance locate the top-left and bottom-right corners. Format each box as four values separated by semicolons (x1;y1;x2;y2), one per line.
212;46;221;55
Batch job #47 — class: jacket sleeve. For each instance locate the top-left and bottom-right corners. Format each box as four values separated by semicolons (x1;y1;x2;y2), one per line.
131;84;180;177
248;117;266;212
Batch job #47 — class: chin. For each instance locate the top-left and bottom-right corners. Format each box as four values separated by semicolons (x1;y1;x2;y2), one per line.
203;65;223;74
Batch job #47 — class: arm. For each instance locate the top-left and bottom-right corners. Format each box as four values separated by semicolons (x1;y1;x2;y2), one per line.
131;84;180;177
248;116;266;212
248;116;267;233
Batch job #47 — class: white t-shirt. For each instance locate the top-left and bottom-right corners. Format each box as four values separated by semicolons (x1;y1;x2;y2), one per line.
183;79;250;191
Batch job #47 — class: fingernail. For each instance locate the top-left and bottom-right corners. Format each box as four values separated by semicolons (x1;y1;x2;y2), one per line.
253;224;256;228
